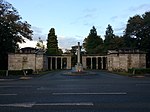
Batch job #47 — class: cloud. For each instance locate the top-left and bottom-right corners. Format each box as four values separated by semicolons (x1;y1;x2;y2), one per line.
70;8;98;26
31;26;47;41
129;4;150;12
110;16;119;22
58;36;83;51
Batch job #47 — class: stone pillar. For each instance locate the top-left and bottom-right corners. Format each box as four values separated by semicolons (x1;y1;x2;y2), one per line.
67;56;71;69
91;57;92;69
96;57;98;69
55;57;57;69
82;56;87;69
50;57;52;70
61;57;63;69
101;57;103;70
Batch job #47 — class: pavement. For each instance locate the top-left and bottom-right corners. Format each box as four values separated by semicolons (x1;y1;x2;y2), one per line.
0;70;150;112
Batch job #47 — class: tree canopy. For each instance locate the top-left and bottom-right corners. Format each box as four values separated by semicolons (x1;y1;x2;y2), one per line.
104;24;124;51
83;26;103;54
46;28;60;55
0;0;33;69
36;37;45;50
123;11;150;51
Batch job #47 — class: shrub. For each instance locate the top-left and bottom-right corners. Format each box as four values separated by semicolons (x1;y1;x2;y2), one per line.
0;69;33;76
0;70;6;76
128;68;150;75
8;70;24;75
23;69;33;75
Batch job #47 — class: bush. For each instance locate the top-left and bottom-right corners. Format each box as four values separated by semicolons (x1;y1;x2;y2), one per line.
0;70;6;76
0;69;33;76
23;69;33;75
128;68;150;75
8;70;24;75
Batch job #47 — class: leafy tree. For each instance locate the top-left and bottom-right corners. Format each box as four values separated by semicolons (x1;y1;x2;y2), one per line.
123;15;143;49
104;24;115;50
124;11;150;51
124;11;150;67
47;28;60;55
83;26;103;54
104;24;125;51
36;37;45;50
0;0;33;69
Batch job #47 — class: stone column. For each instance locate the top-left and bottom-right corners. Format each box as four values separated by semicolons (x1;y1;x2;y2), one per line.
61;57;63;69
96;57;98;69
101;57;103;70
91;57;92;69
82;56;87;69
50;57;52;70
77;42;81;64
55;57;57;69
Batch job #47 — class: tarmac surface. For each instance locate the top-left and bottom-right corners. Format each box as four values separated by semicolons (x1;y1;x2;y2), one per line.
0;70;150;112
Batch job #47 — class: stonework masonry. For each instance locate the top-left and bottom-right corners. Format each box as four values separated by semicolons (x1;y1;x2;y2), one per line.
8;53;46;71
107;50;146;71
8;49;146;72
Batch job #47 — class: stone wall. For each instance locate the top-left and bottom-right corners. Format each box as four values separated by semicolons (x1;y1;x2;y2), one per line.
107;50;146;71
8;50;146;72
8;53;45;71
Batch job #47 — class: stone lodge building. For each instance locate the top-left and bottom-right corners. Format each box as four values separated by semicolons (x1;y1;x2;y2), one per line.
8;47;146;72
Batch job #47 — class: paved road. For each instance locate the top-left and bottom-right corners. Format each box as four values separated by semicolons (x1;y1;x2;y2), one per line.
0;70;150;112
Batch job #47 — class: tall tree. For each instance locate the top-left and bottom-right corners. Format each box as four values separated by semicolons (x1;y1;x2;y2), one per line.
124;11;150;67
83;26;103;54
104;24;115;50
0;0;33;69
124;11;150;51
47;28;59;55
123;15;143;49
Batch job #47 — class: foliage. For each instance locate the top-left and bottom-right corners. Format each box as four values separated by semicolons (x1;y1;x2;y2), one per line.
46;28;61;55
123;11;150;51
0;69;33;76
0;0;33;69
104;24;124;51
104;24;115;48
83;26;103;54
128;68;150;75
36;37;45;50
0;70;6;76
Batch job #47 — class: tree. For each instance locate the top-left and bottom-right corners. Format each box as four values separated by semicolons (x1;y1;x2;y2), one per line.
0;0;33;69
83;26;103;54
47;28;60;55
123;15;143;49
124;11;150;67
123;11;150;51
36;37;45;50
104;24;115;50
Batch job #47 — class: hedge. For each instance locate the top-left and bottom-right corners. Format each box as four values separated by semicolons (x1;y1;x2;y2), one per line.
128;68;150;74
0;69;33;76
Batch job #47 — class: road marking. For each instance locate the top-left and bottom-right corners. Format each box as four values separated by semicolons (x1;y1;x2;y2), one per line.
0;102;35;107
0;94;17;96
0;102;93;107
35;103;94;106
52;92;127;95
0;86;33;88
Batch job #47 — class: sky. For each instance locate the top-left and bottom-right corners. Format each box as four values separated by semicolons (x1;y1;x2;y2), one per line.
6;0;150;51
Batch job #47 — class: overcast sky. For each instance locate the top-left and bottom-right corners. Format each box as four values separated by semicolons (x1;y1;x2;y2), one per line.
6;0;150;50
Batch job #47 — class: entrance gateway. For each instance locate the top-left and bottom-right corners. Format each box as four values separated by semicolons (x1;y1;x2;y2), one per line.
8;42;146;72
47;42;107;71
